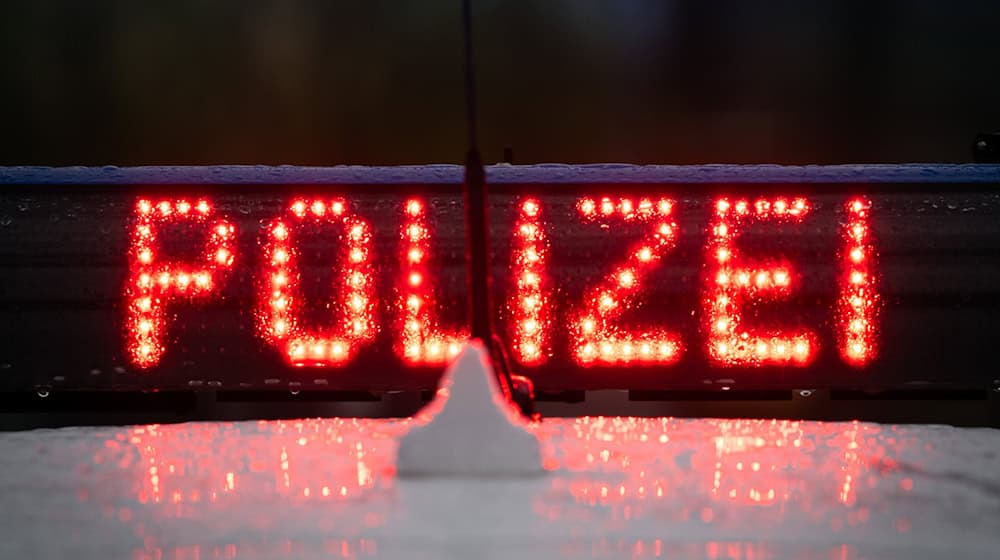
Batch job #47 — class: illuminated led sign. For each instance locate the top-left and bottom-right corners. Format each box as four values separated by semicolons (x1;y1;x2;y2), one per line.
0;178;996;394
122;195;877;371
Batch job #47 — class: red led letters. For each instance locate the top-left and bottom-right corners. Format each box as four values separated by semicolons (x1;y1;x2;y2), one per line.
257;198;377;367
126;199;235;368
839;198;879;365
706;197;815;366
572;197;683;365
126;194;879;371
396;198;467;365
509;198;551;365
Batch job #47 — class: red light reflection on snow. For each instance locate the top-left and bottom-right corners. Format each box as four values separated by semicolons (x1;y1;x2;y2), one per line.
75;415;930;558
90;419;406;557
131;538;380;560
555;539;863;559
535;417;882;529
121;420;402;507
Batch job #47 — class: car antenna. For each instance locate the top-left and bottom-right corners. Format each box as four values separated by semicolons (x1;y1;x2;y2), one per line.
461;0;491;347
460;0;519;398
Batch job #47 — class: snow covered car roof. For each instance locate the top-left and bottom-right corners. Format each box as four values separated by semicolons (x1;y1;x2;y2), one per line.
3;416;998;559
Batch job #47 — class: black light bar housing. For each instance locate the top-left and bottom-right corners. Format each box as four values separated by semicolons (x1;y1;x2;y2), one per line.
1;165;999;424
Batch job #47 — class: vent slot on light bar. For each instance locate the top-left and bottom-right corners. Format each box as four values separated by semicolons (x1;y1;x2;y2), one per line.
1;179;1000;422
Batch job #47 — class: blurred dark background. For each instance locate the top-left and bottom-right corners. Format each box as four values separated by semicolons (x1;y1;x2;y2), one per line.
1;0;999;166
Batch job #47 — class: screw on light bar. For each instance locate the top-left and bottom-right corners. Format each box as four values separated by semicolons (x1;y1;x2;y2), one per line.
398;198;467;365
706;197;815;366
126;198;235;368
507;198;551;365
257;198;376;367
572;197;683;365
839;198;879;366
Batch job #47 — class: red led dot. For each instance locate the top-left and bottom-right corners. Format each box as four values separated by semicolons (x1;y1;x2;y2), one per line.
349;224;365;240
600;198;615;216
408;225;423;241
272;223;288;240
519;223;538;239
406;200;422;217
620;198;634;217
215;248;231;265
522;199;539;217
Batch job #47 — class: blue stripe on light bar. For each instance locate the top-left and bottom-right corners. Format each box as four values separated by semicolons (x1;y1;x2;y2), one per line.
1;164;999;185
